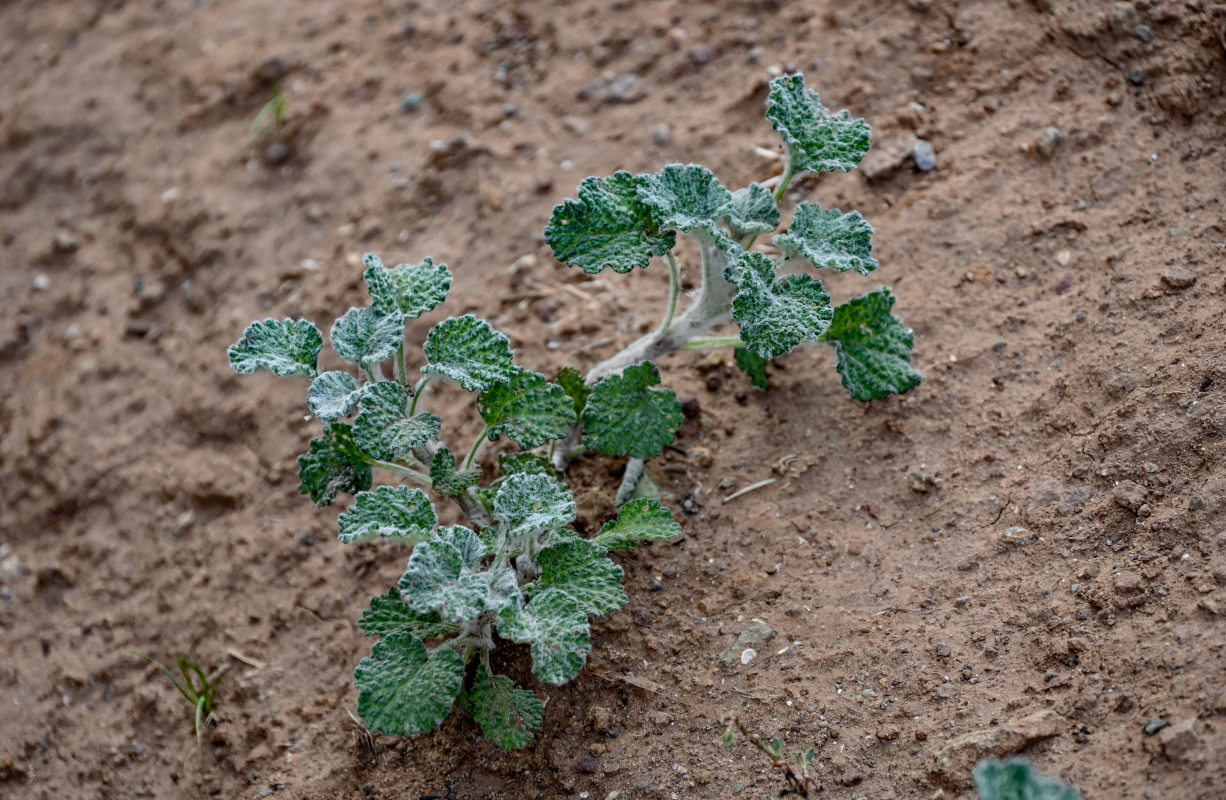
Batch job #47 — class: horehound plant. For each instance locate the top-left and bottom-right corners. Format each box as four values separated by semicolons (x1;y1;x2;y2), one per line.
228;71;920;749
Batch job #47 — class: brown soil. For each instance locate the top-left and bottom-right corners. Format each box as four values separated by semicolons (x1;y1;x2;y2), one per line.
3;1;1225;798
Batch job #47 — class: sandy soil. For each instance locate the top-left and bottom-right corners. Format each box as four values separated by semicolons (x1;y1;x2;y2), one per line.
2;0;1225;798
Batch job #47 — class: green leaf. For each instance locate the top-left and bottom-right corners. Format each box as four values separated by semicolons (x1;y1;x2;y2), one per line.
331;306;405;366
581;362;684;459
480;370;577;449
498;589;591;685
307;370;360;422
531;538;626;616
498;453;560;480
354;633;465;736
766;73;871;175
422;315;517;392
734;346;769;390
722;183;780;239
819;287;923;401
731;251;833;360
364;253;453;319
637;164;732;232
338;485;437;544
774;202;877;275
545;171;676;274
973;759;1080;800
492;473;576;538
360;589;458;640
556;366;591;417
228;318;322;377
352;382;441;461
297;423;372;507
400;527;517;624
591;498;682;551
430;448;481;496
470;663;544;751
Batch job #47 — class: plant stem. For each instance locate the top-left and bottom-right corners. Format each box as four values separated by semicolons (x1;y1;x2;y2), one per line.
661;251;682;334
741;158;796;250
408;376;433;415
396;344;408;386
463;426;488;471
679;336;743;350
370;459;430;484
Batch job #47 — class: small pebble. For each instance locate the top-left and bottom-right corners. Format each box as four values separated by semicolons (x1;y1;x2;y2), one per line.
651;123;672;146
53;230;78;253
1127;71;1145;86
913;140;937;171
263;141;291;165
1132;25;1154;43
1161;268;1196;289
399;92;425;113
1143;718;1171;737
606;74;646;103
33;274;50;291
1036;127;1064;159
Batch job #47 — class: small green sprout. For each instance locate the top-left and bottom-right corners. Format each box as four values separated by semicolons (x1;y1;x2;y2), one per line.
135;653;226;761
721;714;815;799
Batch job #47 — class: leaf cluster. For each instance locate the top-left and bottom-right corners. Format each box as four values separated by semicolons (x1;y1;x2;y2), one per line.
545;72;921;399
228;253;681;749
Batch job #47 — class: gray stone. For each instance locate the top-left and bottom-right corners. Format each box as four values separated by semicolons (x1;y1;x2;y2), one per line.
913;140;937;172
1161;268;1196;290
719;619;775;667
606;74;646;104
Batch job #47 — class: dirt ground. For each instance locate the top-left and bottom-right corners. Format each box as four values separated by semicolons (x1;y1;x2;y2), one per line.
2;0;1225;798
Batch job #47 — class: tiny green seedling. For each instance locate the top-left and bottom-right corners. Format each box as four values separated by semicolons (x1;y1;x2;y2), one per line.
721;714;814;799
229;71;920;750
250;86;288;139
135;653;226;761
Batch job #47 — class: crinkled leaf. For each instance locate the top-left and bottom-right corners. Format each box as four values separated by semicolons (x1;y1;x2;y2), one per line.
493;473;576;538
819;287;922;401
431;524;487;567
364;253;453;319
422;315;517;392
297;423;372;507
401;536;493;623
360;589;458;640
353;382;441;461
581;362;684;459
973;759;1080;800
766;73;871;175
480;370;577;449
228;318;322;377
338;485;437;544
307;370;360;422
723;183;780;239
531;538;626;616
556;366;591;417
545;171;676;274
591;498;682;552
331;306;405;366
637;164;732;232
470;664;544;751
731;251;833;360
774;202;877;275
354;633;464;736
499;453;560;480
430;448;481;496
734;346;770;390
497;589;591;686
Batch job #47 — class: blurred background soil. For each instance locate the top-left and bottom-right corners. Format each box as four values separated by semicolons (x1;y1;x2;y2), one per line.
2;0;1225;798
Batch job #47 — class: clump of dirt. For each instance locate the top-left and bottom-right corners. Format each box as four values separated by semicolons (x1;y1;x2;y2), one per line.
2;1;1224;798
